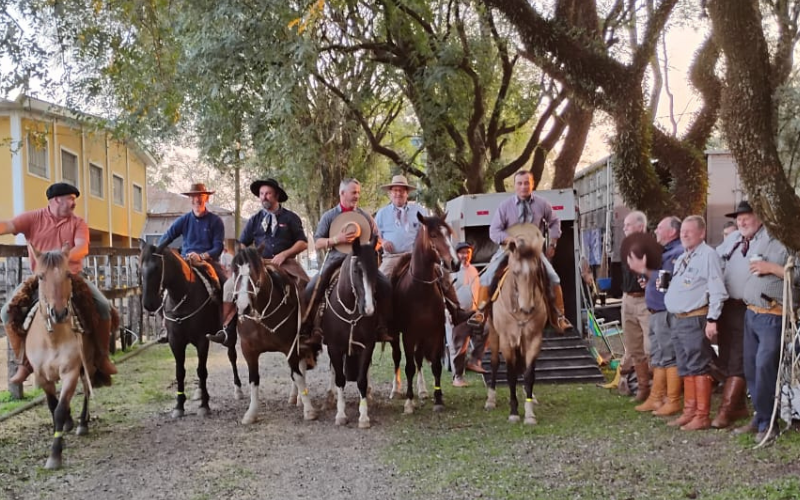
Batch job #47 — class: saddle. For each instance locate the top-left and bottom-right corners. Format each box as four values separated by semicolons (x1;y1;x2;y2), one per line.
187;260;221;302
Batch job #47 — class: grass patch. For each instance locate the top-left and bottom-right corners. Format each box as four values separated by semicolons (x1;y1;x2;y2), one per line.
0;387;44;414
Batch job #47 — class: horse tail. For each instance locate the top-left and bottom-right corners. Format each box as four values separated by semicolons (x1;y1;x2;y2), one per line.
78;334;96;398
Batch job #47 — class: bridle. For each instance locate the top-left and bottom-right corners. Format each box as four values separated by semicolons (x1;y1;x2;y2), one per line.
325;254;374;355
150;251;214;324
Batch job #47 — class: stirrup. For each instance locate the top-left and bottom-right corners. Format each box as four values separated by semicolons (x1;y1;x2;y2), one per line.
466;311;485;328
207;329;228;344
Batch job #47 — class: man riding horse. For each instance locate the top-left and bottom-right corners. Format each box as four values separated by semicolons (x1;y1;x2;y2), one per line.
209;178;309;347
156;182;228;342
0;182;117;384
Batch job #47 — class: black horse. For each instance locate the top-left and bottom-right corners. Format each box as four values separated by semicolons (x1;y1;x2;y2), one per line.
139;242;241;417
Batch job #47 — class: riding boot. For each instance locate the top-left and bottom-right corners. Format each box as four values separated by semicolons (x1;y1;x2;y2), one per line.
301;303;325;347
5;323;32;383
681;374;713;431
552;284;574;332
633;361;651;402
711;376;750;429
208;301;238;347
467;285;491;332
667;376;696;426
653;366;683;416
636;366;665;412
94;317;118;376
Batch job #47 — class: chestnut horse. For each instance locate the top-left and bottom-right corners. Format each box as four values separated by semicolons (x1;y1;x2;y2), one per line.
24;246;110;469
232;247;319;424
390;213;459;413
139;243;242;418
321;235;381;428
484;228;549;424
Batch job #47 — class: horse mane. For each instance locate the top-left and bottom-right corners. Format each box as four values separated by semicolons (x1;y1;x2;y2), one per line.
37;250;68;271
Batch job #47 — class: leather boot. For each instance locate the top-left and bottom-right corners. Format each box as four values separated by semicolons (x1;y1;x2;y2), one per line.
653;366;682;416
302;303;325;347
552;284;573;332
667;376;696;426
208;301;238;346
6;323;32;384
682;374;713;431
636;366;665;411
711;376;750;429
468;286;491;328
633;361;651;402
94;317;118;376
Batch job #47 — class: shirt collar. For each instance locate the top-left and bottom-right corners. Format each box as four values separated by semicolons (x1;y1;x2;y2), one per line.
339;203;355;213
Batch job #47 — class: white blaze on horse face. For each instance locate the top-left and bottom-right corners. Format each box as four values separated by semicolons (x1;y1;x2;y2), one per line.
236;263;252;314
362;271;375;316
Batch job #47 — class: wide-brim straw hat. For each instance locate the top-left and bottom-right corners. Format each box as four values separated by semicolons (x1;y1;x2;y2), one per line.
505;223;544;249
329;211;372;254
250;178;288;202
181;183;215;196
620;232;663;270
381;174;416;192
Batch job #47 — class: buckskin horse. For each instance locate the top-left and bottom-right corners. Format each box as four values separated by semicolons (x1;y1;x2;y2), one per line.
24;245;116;469
321;235;381;428
390;212;460;414
139;242;242;418
232;247;319;424
483;225;549;425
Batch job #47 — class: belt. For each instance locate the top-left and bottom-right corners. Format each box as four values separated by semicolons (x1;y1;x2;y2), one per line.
675;306;709;319
648;308;665;314
747;304;783;316
625;291;645;298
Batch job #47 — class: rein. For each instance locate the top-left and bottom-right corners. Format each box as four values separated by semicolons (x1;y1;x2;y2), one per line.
325;255;368;355
153;253;215;325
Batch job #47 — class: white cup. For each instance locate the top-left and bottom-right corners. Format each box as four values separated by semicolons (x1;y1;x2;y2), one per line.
749;254;764;275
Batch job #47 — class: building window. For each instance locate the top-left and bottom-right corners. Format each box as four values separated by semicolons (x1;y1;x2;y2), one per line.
61;149;79;186
90;163;104;197
133;184;143;212
27;134;49;178
113;174;124;205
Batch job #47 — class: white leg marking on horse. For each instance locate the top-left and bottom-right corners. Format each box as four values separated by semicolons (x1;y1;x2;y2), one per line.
242;382;260;424
335;387;348;425
234;383;244;400
485;388;497;410
192;387;202;401
417;370;428;399
358;397;370;428
288;382;298;406
524;400;537;425
404;398;415;415
390;367;402;400
296;360;317;420
326;368;337;408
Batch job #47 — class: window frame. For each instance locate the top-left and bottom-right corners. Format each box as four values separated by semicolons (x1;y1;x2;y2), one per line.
89;162;105;199
26;134;50;179
112;173;125;206
132;183;144;213
60;147;80;187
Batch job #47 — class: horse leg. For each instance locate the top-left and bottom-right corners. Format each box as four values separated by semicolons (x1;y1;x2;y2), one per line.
289;380;299;406
431;356;445;413
389;338;403;400
195;340;211;417
326;360;337;409
228;344;243;400
330;349;348;425
357;345;375;429
523;361;537;425
74;372;91;436
46;373;78;470
171;341;188;418
507;352;521;423
403;343;417;414
485;325;500;410
242;346;261;425
291;357;318;421
415;348;428;400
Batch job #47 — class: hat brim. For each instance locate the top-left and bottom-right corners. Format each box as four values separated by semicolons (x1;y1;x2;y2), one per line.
250;180;288;202
330;212;372;254
181;190;215;196
620;233;662;270
724;209;753;218
380;183;416;192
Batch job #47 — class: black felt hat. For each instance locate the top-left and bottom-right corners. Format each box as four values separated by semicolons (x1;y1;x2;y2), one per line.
46;182;80;200
250;178;288;202
621;232;662;270
725;200;753;218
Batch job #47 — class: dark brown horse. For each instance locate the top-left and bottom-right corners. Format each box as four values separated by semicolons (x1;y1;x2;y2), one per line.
321;235;381;428
139;243;242;418
484;229;549;424
390;212;460;413
232;247;319;424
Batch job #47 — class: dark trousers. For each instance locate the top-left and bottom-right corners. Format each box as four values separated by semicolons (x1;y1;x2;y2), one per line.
671;315;715;377
743;309;782;432
718;299;747;378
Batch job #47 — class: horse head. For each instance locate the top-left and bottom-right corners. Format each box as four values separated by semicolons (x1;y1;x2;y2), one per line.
139;241;170;313
232;247;268;316
506;236;544;316
415;212;460;273
346;235;380;316
29;244;73;325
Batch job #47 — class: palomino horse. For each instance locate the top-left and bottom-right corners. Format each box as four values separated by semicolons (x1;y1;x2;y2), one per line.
139;243;242;418
232;247;319;424
390;212;460;413
484;227;549;424
25;246;111;469
322;235;381;428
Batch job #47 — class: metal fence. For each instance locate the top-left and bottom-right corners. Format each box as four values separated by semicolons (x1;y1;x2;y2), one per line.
1;244;157;398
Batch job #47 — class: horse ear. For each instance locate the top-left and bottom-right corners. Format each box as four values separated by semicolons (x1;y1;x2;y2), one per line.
416;211;425;223
27;242;41;262
256;242;265;255
155;242;168;254
138;238;149;251
507;240;517;253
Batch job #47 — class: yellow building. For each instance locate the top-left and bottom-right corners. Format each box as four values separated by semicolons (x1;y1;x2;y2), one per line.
0;95;154;247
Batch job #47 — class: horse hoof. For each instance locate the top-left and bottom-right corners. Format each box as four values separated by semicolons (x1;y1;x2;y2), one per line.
419;391;429;400
508;415;521;423
171;409;185;419
484;402;496;411
197;407;210;418
433;404;445;413
358;419;371;429
45;457;62;470
191;388;203;401
234;387;244;400
403;401;415;414
63;418;74;433
524;417;537;426
75;425;89;436
242;413;258;425
304;409;318;421
389;390;399;400
335;416;348;426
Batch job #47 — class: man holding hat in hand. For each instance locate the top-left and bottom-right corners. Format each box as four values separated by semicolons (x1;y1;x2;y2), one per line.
0;182;117;383
210;178;309;347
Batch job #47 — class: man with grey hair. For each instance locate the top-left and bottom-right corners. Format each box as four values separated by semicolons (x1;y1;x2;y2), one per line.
664;215;728;431
619;210;651;401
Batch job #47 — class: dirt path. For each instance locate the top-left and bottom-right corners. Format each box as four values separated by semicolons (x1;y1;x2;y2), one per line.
1;344;405;500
